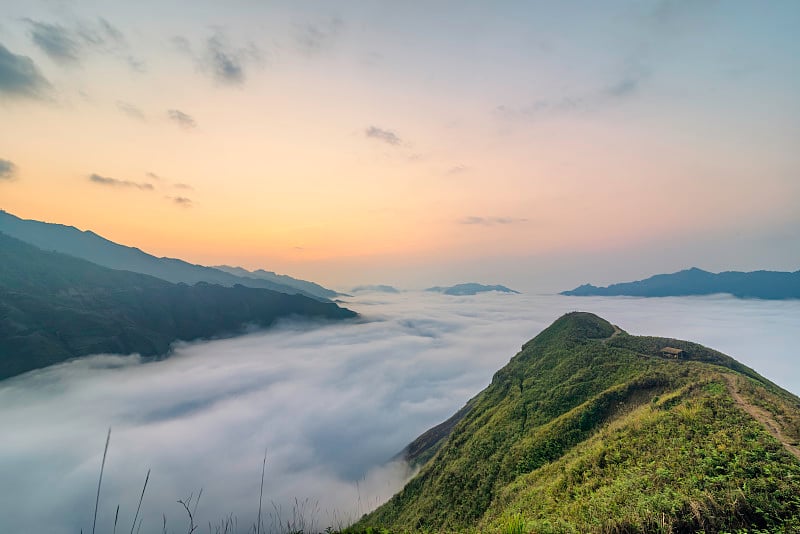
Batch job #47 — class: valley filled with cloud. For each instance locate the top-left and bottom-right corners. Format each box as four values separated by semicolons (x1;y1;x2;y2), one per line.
1;291;797;533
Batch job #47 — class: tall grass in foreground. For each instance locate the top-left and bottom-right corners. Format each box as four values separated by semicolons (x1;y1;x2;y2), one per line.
499;513;525;534
83;429;378;534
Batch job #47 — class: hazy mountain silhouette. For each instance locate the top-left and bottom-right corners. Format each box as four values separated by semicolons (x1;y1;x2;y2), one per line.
351;285;401;293
213;265;338;299
562;267;800;299
0;210;335;300
426;283;520;296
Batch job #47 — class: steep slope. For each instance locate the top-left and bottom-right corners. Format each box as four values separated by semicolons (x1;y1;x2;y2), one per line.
0;210;335;300
561;267;800;299
0;232;356;380
355;313;800;533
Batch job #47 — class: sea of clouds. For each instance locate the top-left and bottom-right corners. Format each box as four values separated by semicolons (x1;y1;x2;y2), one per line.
1;292;798;533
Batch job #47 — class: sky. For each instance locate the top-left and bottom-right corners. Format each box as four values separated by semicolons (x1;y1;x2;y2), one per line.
1;291;799;533
1;1;799;290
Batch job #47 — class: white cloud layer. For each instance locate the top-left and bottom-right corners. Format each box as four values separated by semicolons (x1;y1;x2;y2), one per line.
0;293;798;533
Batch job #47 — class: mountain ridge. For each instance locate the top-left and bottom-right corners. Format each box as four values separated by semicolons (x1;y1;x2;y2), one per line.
0;231;356;380
561;267;800;300
212;265;338;299
0;210;335;301
426;283;520;296
351;284;401;294
352;312;800;533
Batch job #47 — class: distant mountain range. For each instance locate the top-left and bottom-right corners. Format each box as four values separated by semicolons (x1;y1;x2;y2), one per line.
0;210;336;301
0;232;356;380
355;312;800;533
213;265;337;299
426;283;519;296
351;285;401;294
561;267;800;300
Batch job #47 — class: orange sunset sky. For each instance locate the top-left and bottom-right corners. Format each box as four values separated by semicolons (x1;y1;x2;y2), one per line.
1;1;798;290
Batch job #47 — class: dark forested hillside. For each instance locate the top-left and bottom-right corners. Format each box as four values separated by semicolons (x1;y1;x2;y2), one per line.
0;210;337;300
0;232;356;380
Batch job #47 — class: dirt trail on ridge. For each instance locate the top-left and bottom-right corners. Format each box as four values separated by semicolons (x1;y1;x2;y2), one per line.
602;325;622;344
724;374;800;461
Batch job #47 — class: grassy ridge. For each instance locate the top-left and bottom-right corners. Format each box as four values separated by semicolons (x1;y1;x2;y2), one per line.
351;313;800;533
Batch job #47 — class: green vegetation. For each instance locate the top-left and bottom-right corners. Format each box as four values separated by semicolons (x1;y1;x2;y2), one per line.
0;232;356;380
350;312;800;533
561;266;800;299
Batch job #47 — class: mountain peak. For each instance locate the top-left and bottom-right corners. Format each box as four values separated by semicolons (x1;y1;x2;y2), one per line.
525;311;616;349
358;315;800;533
549;311;614;334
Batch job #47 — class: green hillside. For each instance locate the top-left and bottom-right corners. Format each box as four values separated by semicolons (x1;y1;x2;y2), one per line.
0;232;356;380
352;312;800;533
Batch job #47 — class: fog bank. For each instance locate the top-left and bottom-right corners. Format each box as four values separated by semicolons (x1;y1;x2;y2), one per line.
0;292;798;533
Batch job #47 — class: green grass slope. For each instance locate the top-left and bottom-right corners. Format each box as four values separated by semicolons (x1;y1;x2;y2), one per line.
0;232;356;380
352;312;800;533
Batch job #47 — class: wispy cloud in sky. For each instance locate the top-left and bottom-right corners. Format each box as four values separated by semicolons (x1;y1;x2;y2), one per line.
78;18;126;53
167;109;197;129
605;74;643;98
495;69;648;121
649;0;719;31
170;35;192;55
365;126;401;146
205;33;246;84
174;31;262;85
446;165;467;176
0;43;50;98
0;159;17;181
293;18;343;56
24;20;80;63
145;173;194;195
89;173;153;190
116;101;145;120
23;17;142;71
459;216;527;226
166;195;192;207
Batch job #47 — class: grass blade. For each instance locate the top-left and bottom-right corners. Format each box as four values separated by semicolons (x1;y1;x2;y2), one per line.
130;468;150;534
256;448;267;534
92;428;111;534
